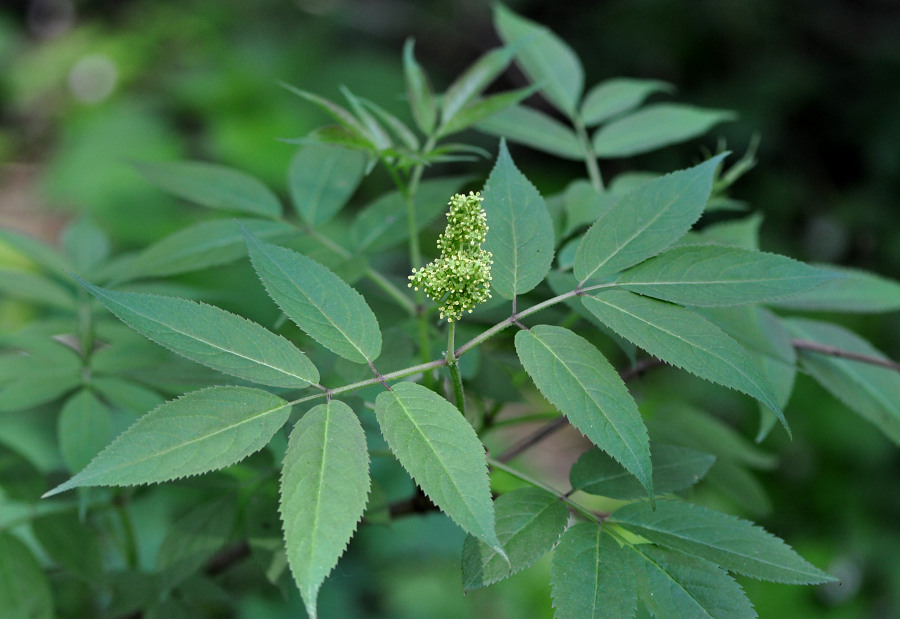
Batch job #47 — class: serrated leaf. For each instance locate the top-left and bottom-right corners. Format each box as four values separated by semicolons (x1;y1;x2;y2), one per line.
403;39;437;134
157;496;237;591
575;154;726;284
32;511;104;585
773;264;900;313
374;382;503;556
481;140;555;298
580;78;674;126
280;400;369;619
572;443;715;499
593;104;736;158
77;278;319;388
462;487;567;590
0;269;75;309
58;388;113;473
476;104;583;160
42;386;291;497
616;245;834;307
135;160;282;218
613;500;834;584
787;318;900;445
629;544;756;619
288;143;367;226
550;523;637;619
494;4;583;117
515;325;653;500
123;218;296;281
244;231;381;364
0;531;54;618
351;176;471;252
583;291;784;426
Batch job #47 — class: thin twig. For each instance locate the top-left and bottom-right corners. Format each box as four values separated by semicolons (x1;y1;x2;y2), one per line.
792;338;900;372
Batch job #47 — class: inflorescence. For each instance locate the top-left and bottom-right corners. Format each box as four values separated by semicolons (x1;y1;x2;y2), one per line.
408;191;493;322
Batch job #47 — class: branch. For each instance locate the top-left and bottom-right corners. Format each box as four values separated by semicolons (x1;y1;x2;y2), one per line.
792;338;900;372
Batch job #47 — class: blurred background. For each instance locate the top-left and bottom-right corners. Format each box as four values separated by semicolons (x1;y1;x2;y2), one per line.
1;0;899;617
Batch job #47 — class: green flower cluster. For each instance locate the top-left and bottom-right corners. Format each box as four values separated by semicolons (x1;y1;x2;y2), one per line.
409;192;493;322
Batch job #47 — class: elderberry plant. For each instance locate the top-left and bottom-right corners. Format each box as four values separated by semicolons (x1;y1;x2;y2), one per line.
3;5;900;618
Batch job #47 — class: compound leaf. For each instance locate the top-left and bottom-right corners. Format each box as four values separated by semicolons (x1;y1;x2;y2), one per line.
135;160;281;219
462;487;567;590
281;400;370;619
617;245;834;307
375;382;503;557
244;231;381;364
583;291;784;427
477;104;583;160
613;500;835;584
515;325;653;500
550;523;637;619
77;277;319;389
575;154;726;284
288;143;367;226
481;140;555;298
43;386;291;497
580;77;674;126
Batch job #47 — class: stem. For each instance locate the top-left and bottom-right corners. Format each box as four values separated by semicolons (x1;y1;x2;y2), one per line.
792;338;900;372
446;321;465;413
573;116;604;191
488;458;600;524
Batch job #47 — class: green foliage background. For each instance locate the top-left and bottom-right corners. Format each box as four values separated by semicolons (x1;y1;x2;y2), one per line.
1;1;899;617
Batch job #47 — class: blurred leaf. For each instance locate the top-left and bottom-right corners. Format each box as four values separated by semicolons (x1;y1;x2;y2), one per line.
374;382;504;557
43;386;291;497
481;140;555;298
580;77;674;126
438;85;538;138
477;104;583;160
516;325;653;500
360;98;420;151
244;231;382;364
0;269;76;310
441;46;515;129
494;4;584;117
32;511;104;585
281;400;369;619
62;216;110;275
562;179;616;237
281;83;374;146
593;103;736;157
550;523;636;619
462;487;567;590
91;376;165;415
572;443;715;499
0;227;70;277
0;531;54;618
773;264;900;313
681;213;762;249
58;388;113;473
402;39;437;134
135;160;282;219
341;86;393;151
288;143;367;226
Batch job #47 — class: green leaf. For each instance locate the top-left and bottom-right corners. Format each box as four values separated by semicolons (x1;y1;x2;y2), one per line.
157;496;237;591
78;278;319;389
0;269;75;309
351;176;471;252
281;83;375;147
562;180;617;237
374;382;503;556
0;531;54;618
62;216;110;274
360;98;420;151
32;511;104;585
613;500;835;584
773;264;900;313
575;154;727;284
244;231;382;364
629;544;756;619
462;487;567;590
787;318;900;445
0;361;82;413
403;39;437;134
481;140;555;298
42;386;291;497
681;213;762;248
58;389;113;473
476;104;583;160
92;376;165;415
616;245;834;307
583;291;784;424
580;77;674;126
705;461;772;518
281;400;369;619
341;86;393;151
494;4;583;117
515;325;653;500
0;227;69;278
123;218;296;281
593;104;736;158
135;160;281;219
572;443;715;499
438;85;538;139
441;46;515;129
550;523;637;619
288;143;367;226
